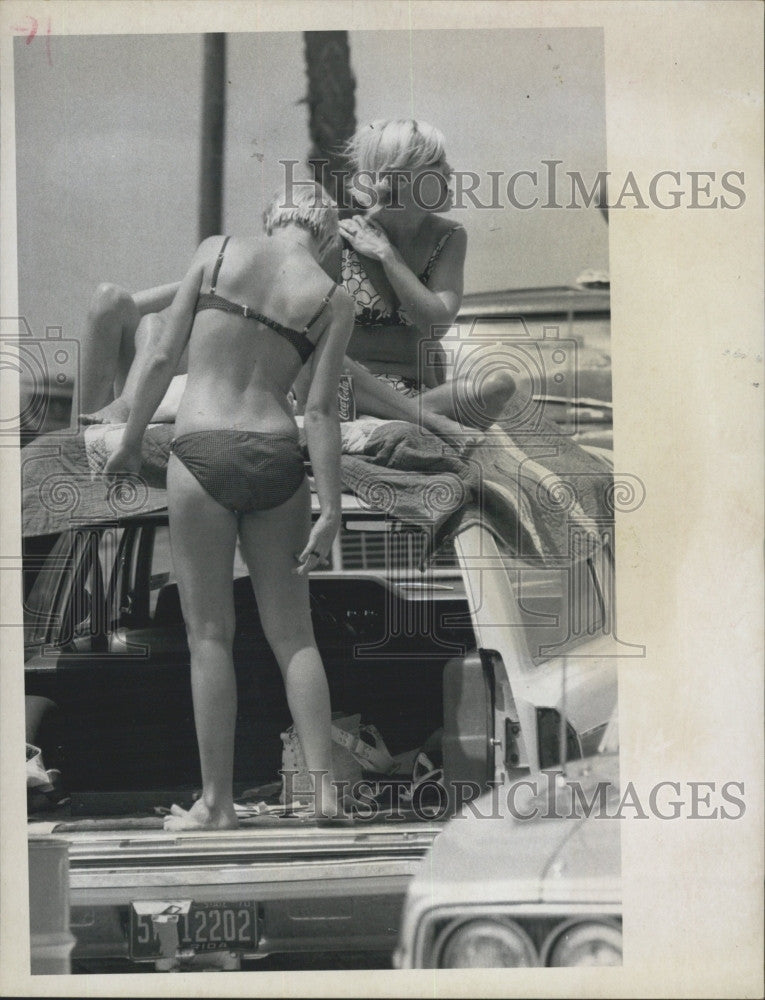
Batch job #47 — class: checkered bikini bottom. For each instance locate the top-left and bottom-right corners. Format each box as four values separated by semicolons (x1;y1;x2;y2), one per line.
170;429;305;514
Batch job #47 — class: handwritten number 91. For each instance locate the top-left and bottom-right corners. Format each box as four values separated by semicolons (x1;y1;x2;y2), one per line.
12;16;53;66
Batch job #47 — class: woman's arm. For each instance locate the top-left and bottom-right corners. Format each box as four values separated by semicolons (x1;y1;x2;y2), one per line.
339;217;467;338
133;282;182;316
295;289;355;574
104;244;211;473
379;226;466;335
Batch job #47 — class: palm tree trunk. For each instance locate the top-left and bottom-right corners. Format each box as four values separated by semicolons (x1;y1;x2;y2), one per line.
302;31;356;215
199;34;226;241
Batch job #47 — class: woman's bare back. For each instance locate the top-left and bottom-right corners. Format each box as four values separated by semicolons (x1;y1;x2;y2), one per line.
177;234;337;435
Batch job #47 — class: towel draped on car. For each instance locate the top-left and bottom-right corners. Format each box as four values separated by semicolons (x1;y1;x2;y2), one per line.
20;412;612;564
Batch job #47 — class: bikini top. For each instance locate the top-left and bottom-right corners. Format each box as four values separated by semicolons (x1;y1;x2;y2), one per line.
341;224;461;329
195;236;337;364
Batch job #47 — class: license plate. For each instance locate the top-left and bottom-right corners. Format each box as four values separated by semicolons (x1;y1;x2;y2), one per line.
129;900;257;959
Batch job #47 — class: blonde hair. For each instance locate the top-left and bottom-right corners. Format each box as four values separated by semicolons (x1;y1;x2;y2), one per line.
263;181;339;250
346;119;446;175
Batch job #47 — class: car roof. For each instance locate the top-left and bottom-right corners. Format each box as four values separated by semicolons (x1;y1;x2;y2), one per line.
459;285;610;318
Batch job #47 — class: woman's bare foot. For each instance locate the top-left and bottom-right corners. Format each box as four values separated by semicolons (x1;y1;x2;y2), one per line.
163;799;238;832
79;396;130;425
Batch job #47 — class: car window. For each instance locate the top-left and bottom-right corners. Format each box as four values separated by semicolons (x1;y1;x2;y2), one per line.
99;527;124;628
24;532;72;646
147;525;175;618
498;544;609;663
330;518;459;577
110;525;146;628
69;540;101;639
57;529;112;646
25;528;123;647
599;707;619;754
46;515;462;637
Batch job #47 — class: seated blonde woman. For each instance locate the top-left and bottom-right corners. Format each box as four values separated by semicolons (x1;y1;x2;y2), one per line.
335;118;515;430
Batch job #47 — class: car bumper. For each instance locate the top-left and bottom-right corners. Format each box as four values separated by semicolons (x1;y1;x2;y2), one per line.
30;821;440;965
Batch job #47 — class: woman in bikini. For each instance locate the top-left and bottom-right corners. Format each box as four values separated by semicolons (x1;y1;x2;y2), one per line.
104;184;354;830
82;120;514;443
81;119;516;444
331;118;516;436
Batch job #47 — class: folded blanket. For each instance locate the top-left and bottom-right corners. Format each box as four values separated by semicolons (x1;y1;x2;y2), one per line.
468;420;612;559
21;415;612;566
21;423;173;536
341;421;481;527
339;417;613;563
21;419;388;536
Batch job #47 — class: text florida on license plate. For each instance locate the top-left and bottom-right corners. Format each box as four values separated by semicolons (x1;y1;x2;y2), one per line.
130;900;257;958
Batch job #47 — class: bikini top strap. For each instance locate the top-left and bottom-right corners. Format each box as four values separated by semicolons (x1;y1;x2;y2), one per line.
209;236;230;294
420;225;461;284
303;282;338;333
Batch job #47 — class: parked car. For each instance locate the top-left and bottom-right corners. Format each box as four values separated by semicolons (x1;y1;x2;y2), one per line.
455;285;613;452
24;500;466;802
22;284;617;969
24;488;616;794
24;487;617;969
394;710;621;969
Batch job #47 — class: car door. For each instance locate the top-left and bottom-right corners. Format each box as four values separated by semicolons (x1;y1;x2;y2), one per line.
24;520;195;793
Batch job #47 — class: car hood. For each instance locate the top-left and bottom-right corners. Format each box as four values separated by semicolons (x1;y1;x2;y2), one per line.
523;637;620;738
407;754;621;909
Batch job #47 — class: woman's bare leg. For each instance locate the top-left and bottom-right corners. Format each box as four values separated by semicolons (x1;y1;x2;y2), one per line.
238;480;339;817
164;455;240;831
81;310;189;425
342;357;476;449
79;283;142;413
419;370;517;429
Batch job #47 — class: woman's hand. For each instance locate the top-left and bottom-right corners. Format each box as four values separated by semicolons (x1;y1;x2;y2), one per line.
103;443;142;479
338;215;392;262
294;511;341;576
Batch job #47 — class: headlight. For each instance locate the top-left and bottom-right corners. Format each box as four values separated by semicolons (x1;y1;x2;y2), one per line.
543;919;622;967
434;918;537;968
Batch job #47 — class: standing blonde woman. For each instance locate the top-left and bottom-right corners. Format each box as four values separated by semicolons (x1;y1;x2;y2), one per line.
105;185;354;829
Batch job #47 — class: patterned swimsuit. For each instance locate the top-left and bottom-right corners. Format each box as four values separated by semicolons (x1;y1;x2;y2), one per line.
341;225;462;396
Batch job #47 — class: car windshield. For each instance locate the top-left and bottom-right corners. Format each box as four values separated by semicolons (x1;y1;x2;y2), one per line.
24;532;73;647
24;512;607;663
447;515;612;670
497;544;610;664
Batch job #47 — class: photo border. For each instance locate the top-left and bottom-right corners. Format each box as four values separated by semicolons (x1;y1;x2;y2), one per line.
1;2;762;998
